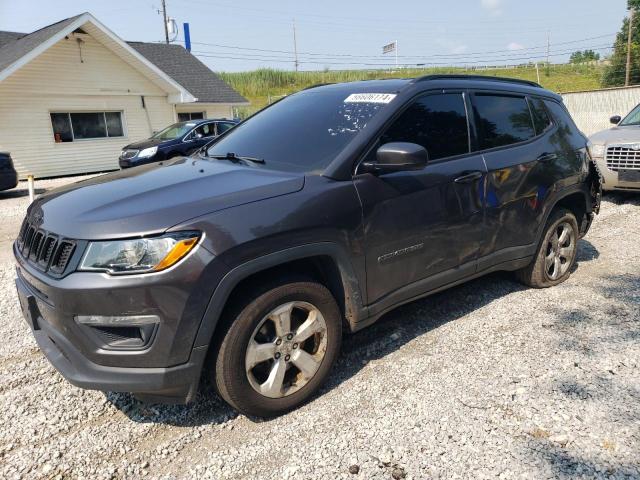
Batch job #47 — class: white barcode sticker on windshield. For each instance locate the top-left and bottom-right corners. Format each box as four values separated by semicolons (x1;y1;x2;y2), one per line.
344;93;397;104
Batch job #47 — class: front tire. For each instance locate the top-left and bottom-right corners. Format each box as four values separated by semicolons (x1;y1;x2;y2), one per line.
214;279;342;417
515;208;579;288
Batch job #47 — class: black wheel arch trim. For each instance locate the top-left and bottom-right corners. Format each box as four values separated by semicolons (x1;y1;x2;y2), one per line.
191;242;366;351
536;183;593;243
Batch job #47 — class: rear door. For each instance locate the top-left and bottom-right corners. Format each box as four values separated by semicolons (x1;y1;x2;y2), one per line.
471;92;557;268
354;91;487;307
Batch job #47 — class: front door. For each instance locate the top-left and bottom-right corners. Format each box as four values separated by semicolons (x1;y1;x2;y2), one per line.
353;91;487;309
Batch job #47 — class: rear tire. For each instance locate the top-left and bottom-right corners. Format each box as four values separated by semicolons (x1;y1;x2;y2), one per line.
214;279;342;417
515;208;579;288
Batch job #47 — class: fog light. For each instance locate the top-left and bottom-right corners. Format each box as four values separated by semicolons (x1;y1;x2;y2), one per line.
75;315;159;350
75;315;159;326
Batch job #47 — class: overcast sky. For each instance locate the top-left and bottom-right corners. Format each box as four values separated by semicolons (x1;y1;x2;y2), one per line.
0;0;629;72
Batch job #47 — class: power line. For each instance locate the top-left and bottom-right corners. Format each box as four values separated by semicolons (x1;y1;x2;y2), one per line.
184;33;616;62
192;44;614;67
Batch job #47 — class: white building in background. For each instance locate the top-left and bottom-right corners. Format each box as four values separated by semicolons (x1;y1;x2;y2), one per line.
0;12;248;179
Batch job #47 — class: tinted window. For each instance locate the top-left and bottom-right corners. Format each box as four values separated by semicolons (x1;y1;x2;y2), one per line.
153;122;197;140
529;97;552;135
178;112;205;122
217;122;235;134
472;94;535;150
381;93;469;160
50;113;73;142
543;100;582;138
105;112;124;137
207;89;390;173
50;112;124;142
194;123;215;138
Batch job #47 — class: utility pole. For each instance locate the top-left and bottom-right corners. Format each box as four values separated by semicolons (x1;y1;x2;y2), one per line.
545;30;550;76
626;8;635;86
292;19;299;72
161;0;170;44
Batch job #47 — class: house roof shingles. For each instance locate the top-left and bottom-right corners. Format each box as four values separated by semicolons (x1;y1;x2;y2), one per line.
0;15;82;72
0;14;246;104
127;41;246;104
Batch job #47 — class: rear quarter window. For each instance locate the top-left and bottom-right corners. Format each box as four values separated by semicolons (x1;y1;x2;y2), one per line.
528;97;552;135
472;94;535;150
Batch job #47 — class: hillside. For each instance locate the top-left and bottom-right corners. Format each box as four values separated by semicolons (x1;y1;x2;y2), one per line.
220;63;605;117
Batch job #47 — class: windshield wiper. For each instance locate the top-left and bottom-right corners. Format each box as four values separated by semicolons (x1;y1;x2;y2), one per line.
208;152;265;164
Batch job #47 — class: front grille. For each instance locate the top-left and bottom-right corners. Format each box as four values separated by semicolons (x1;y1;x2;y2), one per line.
17;218;76;275
605;145;640;171
120;149;139;160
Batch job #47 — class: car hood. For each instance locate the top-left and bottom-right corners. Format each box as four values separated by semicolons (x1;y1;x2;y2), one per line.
29;157;304;240
589;125;640;144
122;138;168;150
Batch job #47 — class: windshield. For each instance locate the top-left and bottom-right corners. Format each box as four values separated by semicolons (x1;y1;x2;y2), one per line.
206;89;393;173
152;122;196;140
620;104;640;126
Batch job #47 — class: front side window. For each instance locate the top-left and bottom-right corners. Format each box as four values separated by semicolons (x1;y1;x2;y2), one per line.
206;89;391;173
193;123;215;138
50;112;124;143
472;94;535;150
380;93;469;161
152;122;197;140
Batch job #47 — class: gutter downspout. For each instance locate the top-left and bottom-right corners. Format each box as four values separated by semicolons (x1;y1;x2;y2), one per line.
141;95;154;136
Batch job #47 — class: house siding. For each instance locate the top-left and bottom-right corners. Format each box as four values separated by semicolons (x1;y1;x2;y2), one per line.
0;33;175;178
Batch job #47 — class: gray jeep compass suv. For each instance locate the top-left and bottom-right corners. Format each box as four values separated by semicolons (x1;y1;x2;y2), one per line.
14;76;601;417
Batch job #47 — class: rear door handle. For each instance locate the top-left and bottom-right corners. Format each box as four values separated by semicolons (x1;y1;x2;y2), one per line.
537;153;558;163
454;171;483;183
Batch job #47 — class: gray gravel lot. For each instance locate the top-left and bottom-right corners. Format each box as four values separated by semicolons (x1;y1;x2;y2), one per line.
0;177;639;480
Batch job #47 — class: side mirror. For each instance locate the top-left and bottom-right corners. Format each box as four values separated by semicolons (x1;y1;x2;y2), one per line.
610;115;622;124
362;142;429;174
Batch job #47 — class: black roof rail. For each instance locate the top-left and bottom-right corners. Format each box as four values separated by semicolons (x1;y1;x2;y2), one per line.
414;74;542;88
302;83;335;90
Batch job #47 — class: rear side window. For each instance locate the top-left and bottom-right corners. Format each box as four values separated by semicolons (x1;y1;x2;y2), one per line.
472;94;535;150
529;97;552;135
543;99;581;135
381;93;469;160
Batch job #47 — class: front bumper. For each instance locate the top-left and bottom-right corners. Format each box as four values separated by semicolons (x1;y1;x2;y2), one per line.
595;158;640;191
14;240;222;403
119;155;158;169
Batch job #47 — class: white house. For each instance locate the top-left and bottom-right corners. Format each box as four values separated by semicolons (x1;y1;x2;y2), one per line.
0;12;248;179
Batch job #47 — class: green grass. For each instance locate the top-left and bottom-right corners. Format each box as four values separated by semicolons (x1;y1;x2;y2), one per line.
220;63;605;118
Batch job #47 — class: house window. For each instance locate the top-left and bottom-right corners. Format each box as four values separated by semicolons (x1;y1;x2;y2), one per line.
178;112;205;122
50;112;124;142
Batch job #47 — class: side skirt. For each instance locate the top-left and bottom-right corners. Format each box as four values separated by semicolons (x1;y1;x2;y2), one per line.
352;252;533;333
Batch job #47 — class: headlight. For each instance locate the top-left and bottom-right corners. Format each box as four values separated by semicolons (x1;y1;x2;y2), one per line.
79;231;200;274
138;146;158;158
589;143;605;158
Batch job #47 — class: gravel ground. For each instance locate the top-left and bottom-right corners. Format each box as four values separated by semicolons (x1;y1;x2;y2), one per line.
0;178;639;480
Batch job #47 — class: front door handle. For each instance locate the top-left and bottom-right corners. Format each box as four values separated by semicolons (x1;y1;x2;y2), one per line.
537;153;558;163
454;171;483;183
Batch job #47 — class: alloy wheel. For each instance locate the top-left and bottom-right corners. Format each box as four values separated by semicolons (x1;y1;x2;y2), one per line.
544;221;576;281
245;301;328;399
